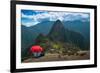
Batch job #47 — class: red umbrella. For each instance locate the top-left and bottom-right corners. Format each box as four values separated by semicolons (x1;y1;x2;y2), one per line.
30;45;43;53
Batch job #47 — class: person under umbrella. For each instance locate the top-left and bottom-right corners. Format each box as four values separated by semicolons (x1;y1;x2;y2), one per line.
30;45;44;58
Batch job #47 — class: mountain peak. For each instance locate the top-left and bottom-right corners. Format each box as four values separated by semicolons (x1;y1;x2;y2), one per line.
48;19;66;42
52;20;64;30
55;19;62;23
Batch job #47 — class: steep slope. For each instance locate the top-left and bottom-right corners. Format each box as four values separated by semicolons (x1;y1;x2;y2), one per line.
21;21;54;49
29;21;54;35
21;20;89;59
63;20;90;41
48;20;85;49
48;20;66;42
21;21;54;58
21;25;39;58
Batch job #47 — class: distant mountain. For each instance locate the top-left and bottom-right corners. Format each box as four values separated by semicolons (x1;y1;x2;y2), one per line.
48;20;66;42
21;20;90;58
48;20;85;48
63;20;90;49
63;20;90;41
21;25;38;48
29;21;54;35
21;25;40;58
21;21;54;48
21;21;54;58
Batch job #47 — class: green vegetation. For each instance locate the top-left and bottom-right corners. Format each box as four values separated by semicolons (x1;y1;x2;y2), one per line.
34;33;82;58
21;20;90;61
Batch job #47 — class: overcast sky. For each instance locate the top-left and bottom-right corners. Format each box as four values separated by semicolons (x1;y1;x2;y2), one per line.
21;10;90;27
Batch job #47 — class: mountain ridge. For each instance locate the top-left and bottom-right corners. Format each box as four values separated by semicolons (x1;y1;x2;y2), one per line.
21;20;90;58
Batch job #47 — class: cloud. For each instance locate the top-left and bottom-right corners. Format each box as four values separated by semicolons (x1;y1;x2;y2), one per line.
22;21;39;27
21;13;34;19
21;10;90;27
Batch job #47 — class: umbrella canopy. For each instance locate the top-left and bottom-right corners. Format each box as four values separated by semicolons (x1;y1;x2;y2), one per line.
30;45;43;53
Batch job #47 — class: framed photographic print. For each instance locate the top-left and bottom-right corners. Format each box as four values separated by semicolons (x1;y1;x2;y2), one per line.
11;1;97;72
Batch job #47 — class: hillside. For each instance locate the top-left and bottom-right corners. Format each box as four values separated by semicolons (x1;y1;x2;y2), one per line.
21;20;90;59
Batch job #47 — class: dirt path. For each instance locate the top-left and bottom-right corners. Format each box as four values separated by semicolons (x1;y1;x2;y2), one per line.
23;51;90;63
